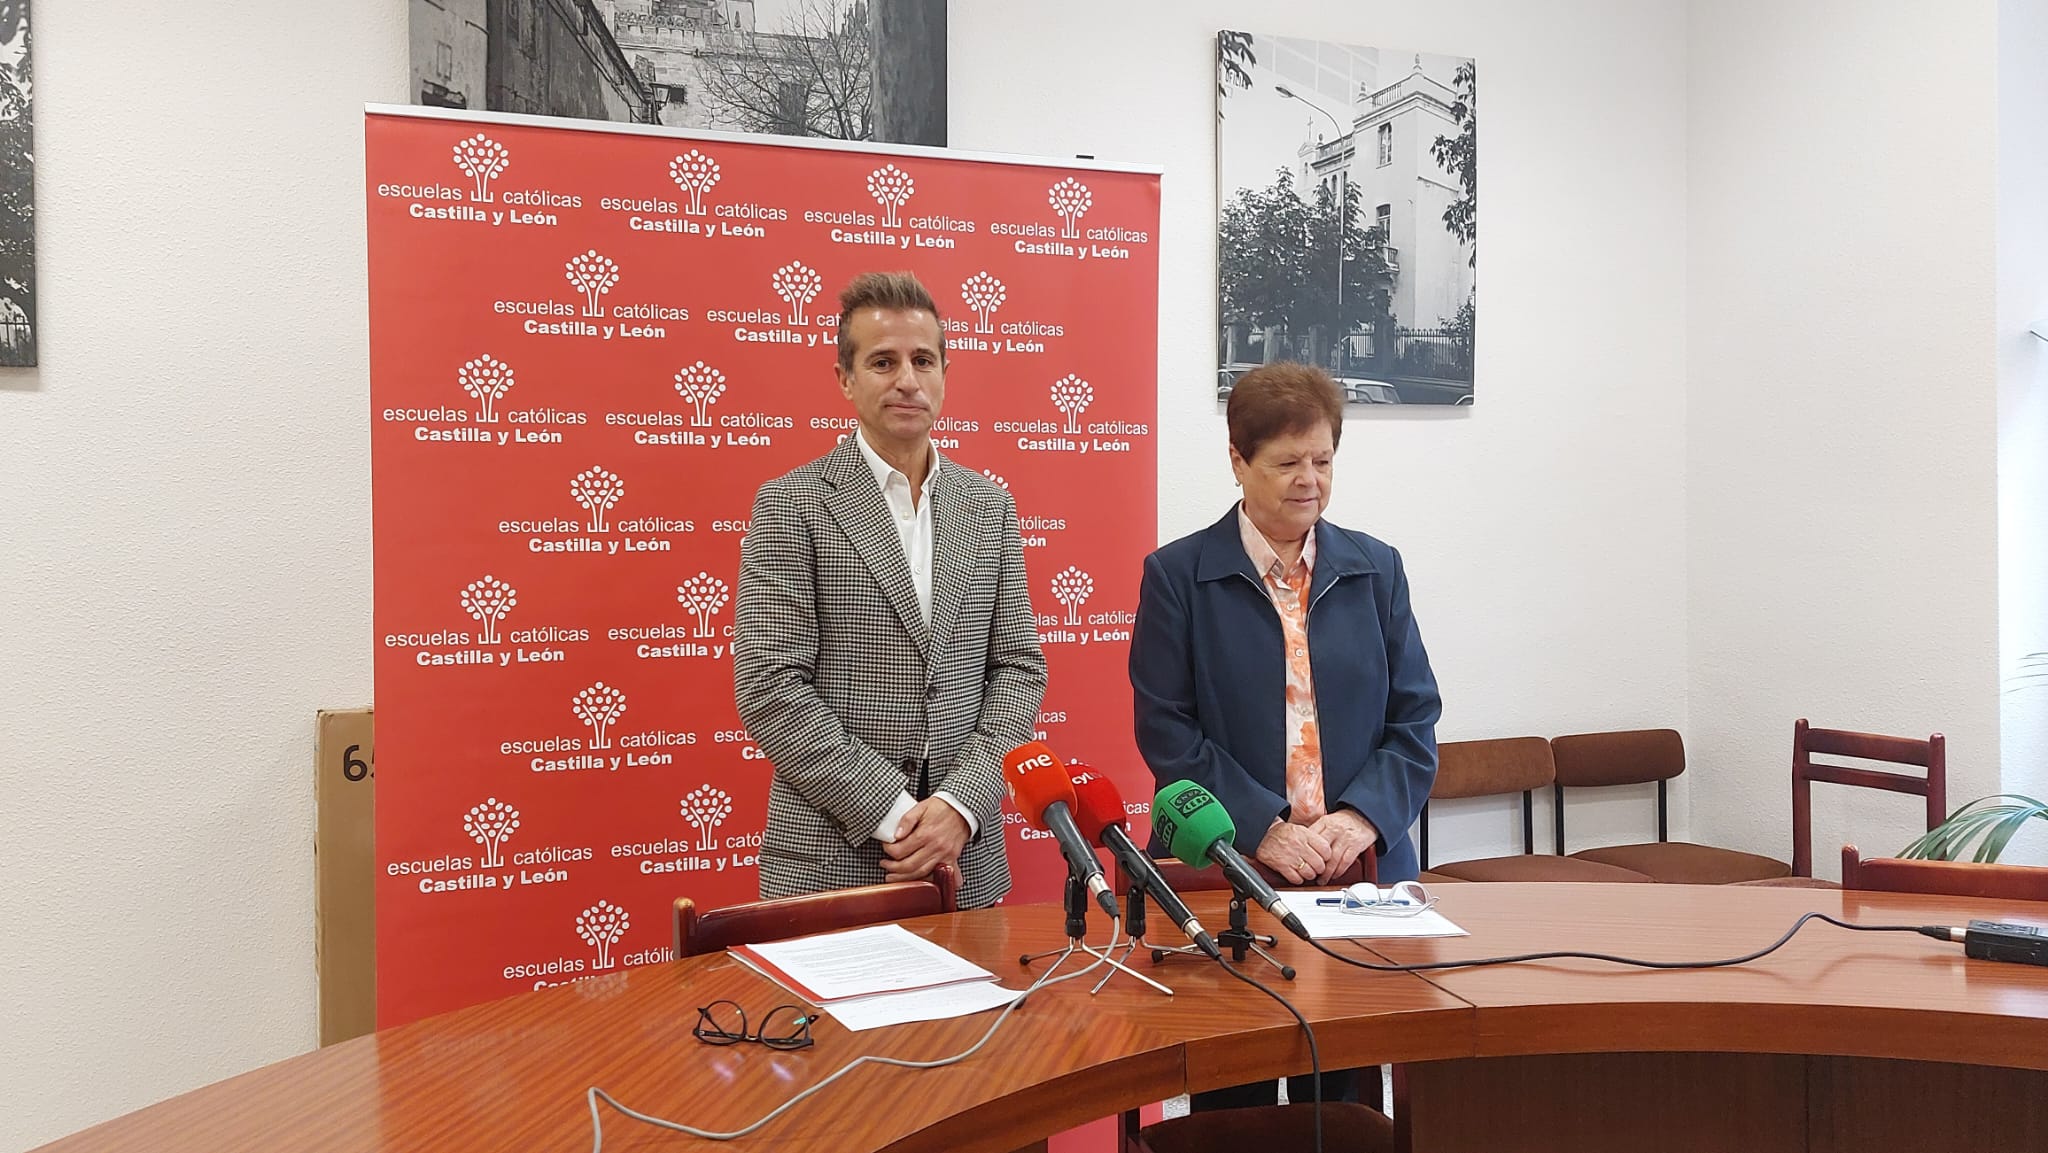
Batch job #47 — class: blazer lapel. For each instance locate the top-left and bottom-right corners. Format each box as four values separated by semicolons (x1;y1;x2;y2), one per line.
924;455;981;670
1307;517;1377;605
822;437;931;656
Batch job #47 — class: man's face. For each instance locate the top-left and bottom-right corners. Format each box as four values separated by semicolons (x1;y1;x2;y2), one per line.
837;307;946;451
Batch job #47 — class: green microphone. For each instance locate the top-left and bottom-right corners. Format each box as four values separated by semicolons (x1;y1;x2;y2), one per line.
1152;781;1310;941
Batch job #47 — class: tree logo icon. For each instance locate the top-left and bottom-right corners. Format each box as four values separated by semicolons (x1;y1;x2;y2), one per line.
459;354;515;423
569;466;625;532
565;250;621;318
980;469;1008;491
961;272;1007;335
575;901;630;970
673;361;728;427
572;682;627;749
677;572;732;639
771;261;823;325
669;150;721;216
460;575;517;644
463;798;520;869
1048;177;1093;239
452;133;510;203
1050;374;1095;434
681;785;735;852
866;164;915;229
1051;566;1094;626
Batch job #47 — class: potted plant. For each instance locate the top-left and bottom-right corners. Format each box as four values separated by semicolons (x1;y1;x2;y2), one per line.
1897;794;2048;862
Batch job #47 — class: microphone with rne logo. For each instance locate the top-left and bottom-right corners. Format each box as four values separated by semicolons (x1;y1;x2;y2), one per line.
1002;742;1120;919
1069;765;1221;960
1152;780;1310;941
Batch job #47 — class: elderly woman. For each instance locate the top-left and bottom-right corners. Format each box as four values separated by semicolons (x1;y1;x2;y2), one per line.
1130;362;1441;1113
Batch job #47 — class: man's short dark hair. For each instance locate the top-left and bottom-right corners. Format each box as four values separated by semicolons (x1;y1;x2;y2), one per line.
836;271;946;371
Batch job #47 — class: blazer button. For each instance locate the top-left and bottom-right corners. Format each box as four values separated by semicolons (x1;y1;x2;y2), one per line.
925;683;940;700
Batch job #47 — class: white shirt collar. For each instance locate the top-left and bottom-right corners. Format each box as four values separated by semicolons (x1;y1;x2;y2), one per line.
853;428;938;496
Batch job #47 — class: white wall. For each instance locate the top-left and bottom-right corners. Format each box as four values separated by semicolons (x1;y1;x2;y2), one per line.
952;0;1694;864
1;4;1688;1145
12;1;2019;1149
1998;0;2048;865
0;4;406;1151
1686;0;2003;874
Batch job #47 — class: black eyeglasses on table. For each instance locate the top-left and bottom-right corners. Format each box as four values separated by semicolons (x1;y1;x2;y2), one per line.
693;999;816;1050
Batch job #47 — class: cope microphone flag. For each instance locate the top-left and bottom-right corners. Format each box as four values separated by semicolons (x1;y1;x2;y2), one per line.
1068;764;1220;959
1151;780;1311;941
1001;742;1119;918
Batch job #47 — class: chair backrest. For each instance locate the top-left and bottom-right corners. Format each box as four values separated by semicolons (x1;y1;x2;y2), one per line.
672;863;960;958
1421;737;1553;869
1548;729;1685;853
1120;853;1374;895
1794;719;1946;878
1840;845;2048;901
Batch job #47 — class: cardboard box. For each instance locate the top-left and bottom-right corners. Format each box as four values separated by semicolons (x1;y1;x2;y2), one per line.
315;707;375;1045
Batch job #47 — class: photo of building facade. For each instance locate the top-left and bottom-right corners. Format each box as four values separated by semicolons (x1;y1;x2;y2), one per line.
409;0;945;145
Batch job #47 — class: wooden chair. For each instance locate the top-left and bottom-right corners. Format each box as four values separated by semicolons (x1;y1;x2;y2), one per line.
1422;738;1654;884
1740;720;1951;888
1792;720;1946;877
1551;729;1792;884
1112;854;1393;1153
1840;845;2048;901
672;863;960;957
1138;852;1374;894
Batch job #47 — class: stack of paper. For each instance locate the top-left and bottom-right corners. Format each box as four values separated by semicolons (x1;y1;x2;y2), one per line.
729;924;1024;1032
1282;890;1471;940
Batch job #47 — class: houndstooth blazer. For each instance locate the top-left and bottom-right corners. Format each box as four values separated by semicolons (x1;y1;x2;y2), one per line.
733;434;1048;909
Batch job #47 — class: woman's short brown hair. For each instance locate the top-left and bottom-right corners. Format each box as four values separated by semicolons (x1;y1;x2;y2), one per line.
1226;362;1344;461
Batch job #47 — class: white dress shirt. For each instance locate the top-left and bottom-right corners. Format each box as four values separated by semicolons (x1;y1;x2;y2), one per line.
851;429;978;842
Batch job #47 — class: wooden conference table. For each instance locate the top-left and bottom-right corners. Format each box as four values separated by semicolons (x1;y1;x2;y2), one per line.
33;884;2048;1153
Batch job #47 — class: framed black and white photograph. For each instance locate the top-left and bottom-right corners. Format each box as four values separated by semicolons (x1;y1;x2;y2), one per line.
1216;31;1475;406
409;0;947;146
0;0;34;367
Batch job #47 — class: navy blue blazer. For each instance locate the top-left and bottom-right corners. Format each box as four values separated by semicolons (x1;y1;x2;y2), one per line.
1131;508;1442;882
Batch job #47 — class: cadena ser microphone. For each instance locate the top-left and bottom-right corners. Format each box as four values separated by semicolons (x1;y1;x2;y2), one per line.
1151;781;1310;941
1002;742;1120;919
1068;765;1221;960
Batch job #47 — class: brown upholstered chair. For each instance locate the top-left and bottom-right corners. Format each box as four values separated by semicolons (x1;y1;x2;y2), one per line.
1421;738;1654;884
672;862;959;957
1133;1102;1394;1153
1112;856;1392;1153
1550;729;1791;884
1840;845;2048;901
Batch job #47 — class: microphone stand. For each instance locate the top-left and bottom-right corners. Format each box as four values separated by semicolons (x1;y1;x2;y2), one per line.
1089;877;1175;995
1149;880;1296;981
1019;875;1173;996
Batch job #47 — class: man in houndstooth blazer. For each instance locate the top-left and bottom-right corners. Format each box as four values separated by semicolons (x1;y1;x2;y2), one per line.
734;272;1046;910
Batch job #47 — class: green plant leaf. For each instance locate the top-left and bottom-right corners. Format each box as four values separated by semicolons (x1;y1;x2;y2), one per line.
1975;798;2048;863
1899;795;2048;862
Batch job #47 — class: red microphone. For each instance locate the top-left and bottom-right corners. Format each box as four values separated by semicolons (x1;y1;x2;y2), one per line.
1064;760;1125;843
1068;765;1218;957
1002;742;1118;918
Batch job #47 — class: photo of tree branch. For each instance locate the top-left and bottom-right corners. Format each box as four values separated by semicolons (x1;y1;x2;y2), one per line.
700;0;871;139
1215;31;1476;406
0;0;34;367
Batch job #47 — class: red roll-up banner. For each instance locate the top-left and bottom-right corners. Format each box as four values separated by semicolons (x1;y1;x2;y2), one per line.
365;106;1160;1027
